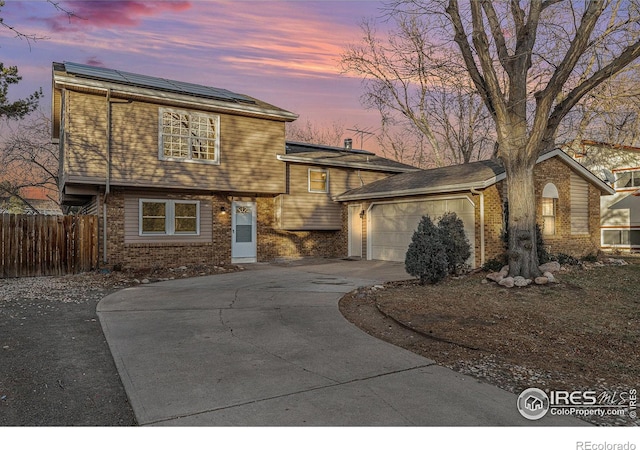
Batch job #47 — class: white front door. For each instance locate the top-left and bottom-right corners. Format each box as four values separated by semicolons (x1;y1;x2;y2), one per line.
348;204;363;257
232;201;257;263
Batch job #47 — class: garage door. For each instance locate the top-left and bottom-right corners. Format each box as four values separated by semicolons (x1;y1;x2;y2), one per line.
369;198;475;265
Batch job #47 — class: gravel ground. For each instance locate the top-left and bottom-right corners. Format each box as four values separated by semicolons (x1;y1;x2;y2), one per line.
0;264;239;426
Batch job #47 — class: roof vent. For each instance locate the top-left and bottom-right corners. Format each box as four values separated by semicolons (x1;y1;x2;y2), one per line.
344;138;353;150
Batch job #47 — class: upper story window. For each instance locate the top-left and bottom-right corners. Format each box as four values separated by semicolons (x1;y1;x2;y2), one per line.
615;170;640;190
308;168;328;193
159;108;220;164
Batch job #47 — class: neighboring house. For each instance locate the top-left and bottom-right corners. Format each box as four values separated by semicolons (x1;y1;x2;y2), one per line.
564;140;640;251
0;186;62;215
336;149;615;268
52;62;415;268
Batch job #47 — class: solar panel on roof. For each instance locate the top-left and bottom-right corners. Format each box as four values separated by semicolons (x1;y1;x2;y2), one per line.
63;62;255;104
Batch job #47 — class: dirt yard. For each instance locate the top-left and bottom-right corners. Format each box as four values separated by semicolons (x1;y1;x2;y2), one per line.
2;259;637;426
339;261;640;426
0;264;239;426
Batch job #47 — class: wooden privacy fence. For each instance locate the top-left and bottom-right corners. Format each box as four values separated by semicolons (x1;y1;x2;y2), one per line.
0;214;98;278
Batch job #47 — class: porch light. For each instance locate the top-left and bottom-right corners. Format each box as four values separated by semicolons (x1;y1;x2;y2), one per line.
220;206;227;214
359;210;365;219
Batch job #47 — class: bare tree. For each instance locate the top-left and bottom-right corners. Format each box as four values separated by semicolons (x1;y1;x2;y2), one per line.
341;13;495;167
376;0;640;278
0;113;59;212
286;119;346;147
559;64;640;147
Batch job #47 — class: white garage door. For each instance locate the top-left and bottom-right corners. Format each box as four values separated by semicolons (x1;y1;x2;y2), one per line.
369;198;475;265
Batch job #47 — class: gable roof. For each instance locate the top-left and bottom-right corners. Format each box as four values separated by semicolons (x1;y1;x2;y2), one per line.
279;141;418;173
336;149;615;201
52;62;298;122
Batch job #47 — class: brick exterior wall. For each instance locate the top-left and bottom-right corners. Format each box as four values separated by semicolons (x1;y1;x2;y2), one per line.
473;182;506;268
99;189;232;269
256;197;347;261
95;156;603;269
97;190;346;269
475;158;602;265
533;157;601;257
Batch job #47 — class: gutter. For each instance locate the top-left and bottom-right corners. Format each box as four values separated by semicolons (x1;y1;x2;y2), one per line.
336;178;500;202
103;88;111;265
470;188;485;267
276;154;417;173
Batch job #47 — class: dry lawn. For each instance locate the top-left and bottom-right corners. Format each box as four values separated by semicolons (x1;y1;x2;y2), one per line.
340;262;640;426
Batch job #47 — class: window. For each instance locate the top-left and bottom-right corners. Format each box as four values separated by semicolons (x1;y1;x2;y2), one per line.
139;199;200;235
541;183;558;236
159;108;219;164
614;170;640;190
542;198;556;235
308;168;328;193
602;229;640;247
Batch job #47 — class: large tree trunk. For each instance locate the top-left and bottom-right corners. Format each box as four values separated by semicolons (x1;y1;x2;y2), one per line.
504;161;542;279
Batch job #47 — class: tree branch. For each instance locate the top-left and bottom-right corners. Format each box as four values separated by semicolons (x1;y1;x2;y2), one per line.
544;39;640;147
446;0;498;118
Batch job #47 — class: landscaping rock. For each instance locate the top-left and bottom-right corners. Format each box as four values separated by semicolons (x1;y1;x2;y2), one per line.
608;258;628;266
499;266;510;277
535;276;549;285
141;278;150;284
486;272;504;283
539;261;561;273
498;277;515;288
513;276;531;287
543;271;556;283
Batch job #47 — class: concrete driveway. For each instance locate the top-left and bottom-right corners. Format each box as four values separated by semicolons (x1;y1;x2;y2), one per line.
97;259;584;426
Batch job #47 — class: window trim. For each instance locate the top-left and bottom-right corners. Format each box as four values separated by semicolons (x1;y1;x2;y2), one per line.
601;228;640;248
308;168;329;193
139;199;200;236
158;107;220;165
541;183;558;237
614;169;640;191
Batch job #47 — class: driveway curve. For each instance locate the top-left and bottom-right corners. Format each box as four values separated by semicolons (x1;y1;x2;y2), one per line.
97;259;584;426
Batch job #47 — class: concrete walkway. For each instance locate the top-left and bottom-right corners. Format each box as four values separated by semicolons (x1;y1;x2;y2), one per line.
97;259;584;426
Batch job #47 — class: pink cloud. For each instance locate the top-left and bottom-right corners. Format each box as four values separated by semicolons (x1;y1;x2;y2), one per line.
84;56;106;67
46;1;191;32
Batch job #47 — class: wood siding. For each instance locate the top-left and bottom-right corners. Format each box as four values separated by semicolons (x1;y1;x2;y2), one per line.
123;194;213;244
570;174;589;234
1;214;98;277
278;164;390;230
62;90;287;193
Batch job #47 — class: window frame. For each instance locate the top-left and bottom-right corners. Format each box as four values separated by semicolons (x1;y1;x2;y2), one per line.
308;168;329;193
601;228;640;248
614;169;640;190
139;199;200;236
541;196;557;236
158;107;220;165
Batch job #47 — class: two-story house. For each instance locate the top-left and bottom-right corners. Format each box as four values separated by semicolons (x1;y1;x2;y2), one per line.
52;62;416;268
565;140;640;251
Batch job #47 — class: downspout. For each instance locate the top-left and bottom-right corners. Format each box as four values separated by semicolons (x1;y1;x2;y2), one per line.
103;88;112;265
470;187;485;267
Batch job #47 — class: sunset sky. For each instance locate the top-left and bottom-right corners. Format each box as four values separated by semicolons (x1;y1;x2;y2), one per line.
2;0;391;149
